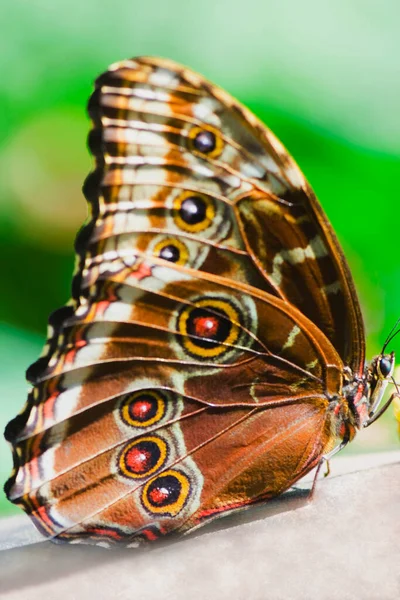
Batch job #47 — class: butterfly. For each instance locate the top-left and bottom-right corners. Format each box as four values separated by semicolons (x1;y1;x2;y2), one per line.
4;57;398;548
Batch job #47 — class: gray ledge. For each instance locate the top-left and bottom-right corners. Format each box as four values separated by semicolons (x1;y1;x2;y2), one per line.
0;451;399;600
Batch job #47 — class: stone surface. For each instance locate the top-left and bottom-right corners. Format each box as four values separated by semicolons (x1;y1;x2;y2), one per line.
0;451;399;600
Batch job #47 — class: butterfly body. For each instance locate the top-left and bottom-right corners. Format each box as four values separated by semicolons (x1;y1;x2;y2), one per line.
4;57;395;547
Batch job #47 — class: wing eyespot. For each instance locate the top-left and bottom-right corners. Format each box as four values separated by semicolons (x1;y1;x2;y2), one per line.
176;297;241;359
173;191;216;233
119;436;168;479
188;125;223;158
153;237;189;266
120;391;166;428
141;470;191;516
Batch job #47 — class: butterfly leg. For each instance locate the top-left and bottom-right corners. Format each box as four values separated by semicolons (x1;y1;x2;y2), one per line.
309;440;348;499
364;388;400;427
309;459;325;499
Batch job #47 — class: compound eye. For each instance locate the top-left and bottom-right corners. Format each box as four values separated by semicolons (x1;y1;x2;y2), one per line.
378;355;394;378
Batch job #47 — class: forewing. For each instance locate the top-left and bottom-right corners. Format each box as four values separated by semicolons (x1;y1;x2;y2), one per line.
81;56;364;370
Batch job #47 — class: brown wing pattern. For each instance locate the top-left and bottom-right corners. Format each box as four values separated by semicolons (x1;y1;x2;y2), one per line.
4;57;361;546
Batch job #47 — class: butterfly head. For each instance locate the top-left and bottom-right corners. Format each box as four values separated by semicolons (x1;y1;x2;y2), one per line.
367;351;395;419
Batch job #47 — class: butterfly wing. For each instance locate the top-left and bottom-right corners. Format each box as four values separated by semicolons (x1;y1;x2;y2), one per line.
4;57;358;546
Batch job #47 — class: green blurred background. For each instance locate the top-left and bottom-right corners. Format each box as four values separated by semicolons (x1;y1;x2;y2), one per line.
1;0;399;517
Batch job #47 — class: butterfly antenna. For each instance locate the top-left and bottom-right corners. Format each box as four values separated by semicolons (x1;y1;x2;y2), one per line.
382;329;400;354
382;316;400;354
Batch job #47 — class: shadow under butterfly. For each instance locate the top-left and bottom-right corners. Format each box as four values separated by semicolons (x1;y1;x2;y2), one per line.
4;57;399;549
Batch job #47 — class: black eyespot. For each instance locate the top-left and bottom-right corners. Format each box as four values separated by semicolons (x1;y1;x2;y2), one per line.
154;238;189;266
379;356;393;377
173;192;216;233
193;130;216;154
158;244;180;263
179;196;207;225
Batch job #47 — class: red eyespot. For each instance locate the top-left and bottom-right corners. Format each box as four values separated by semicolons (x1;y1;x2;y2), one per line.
130;399;154;421
193;315;220;338
142;470;191;516
149;486;170;505
124;447;153;474
176;297;244;359
119;437;167;479
120;391;166;427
